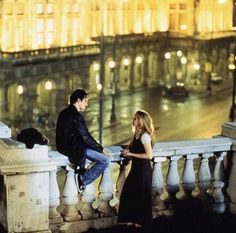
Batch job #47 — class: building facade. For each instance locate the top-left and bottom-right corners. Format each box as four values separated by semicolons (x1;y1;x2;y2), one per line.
0;0;235;140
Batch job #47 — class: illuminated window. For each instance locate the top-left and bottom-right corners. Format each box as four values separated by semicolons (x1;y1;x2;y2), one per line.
169;13;176;30
37;19;44;32
46;19;54;46
37;19;44;46
36;3;44;14
170;4;176;10
179;4;187;10
72;18;79;43
46;4;54;14
4;19;14;50
66;4;71;13
47;19;53;31
179;13;187;30
169;3;187;33
16;4;24;15
74;4;79;13
16;19;24;49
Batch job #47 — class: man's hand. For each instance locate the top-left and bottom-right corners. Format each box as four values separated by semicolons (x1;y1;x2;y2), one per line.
103;148;111;156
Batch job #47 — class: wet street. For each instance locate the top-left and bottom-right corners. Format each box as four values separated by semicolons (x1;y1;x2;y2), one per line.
85;82;232;148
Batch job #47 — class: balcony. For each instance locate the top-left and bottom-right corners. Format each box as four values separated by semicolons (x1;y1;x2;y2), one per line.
0;122;236;233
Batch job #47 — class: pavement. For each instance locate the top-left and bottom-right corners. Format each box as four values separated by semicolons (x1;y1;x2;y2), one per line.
87;199;236;233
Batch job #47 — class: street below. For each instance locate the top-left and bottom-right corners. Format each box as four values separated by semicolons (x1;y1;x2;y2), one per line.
86;83;232;147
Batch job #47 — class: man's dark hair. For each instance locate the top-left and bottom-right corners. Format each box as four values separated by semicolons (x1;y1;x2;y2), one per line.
69;89;88;104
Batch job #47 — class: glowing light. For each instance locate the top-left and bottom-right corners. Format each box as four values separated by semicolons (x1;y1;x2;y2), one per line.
177;50;182;57
93;63;100;71
135;56;142;64
180;24;187;30
17;85;24;95
36;4;43;14
109;60;116;68
217;0;227;4
229;64;236;70
180;57;187;64
45;80;52;90
164;52;171;59
123;58;130;66
193;63;200;70
97;83;102;90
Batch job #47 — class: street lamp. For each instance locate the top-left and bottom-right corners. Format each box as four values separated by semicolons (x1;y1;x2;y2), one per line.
205;62;212;92
229;60;236;122
180;56;187;83
97;2;106;145
193;63;200;85
109;60;116;124
135;55;143;85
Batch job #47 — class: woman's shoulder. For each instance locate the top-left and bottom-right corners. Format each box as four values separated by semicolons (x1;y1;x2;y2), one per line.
141;132;151;144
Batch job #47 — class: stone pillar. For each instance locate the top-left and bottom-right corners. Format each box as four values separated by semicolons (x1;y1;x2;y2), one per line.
222;122;236;214
0;137;56;233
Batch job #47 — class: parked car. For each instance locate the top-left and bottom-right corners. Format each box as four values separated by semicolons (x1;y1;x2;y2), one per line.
164;82;189;97
211;73;223;84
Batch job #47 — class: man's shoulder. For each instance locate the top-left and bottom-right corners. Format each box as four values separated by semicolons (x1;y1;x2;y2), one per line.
60;105;77;115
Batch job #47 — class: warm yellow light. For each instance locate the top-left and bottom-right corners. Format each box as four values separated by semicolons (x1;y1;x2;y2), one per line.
164;52;171;59
109;60;116;68
135;56;142;64
229;64;236;70
194;63;200;70
46;4;54;13
17;85;24;95
45;80;52;90
217;0;227;4
97;83;103;90
177;50;182;57
180;24;187;30
36;3;43;14
123;58;130;66
93;63;100;71
180;57;187;64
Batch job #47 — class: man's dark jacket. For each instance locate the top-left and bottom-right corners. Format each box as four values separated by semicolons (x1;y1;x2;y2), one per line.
56;104;103;167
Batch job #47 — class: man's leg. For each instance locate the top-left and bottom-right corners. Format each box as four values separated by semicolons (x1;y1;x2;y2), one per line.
81;148;110;186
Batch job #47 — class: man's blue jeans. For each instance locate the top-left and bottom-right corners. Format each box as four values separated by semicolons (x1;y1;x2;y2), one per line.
80;148;110;186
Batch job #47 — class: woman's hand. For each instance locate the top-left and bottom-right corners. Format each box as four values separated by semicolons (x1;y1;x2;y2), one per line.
121;149;129;157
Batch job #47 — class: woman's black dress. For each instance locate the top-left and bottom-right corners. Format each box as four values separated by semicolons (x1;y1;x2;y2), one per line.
118;136;153;226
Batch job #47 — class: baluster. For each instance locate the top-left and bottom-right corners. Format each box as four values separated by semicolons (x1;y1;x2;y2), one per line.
214;151;226;181
180;154;198;199
165;156;181;213
196;153;213;200
97;163;116;217
61;165;81;221
49;168;63;223
212;151;227;213
152;157;166;216
80;181;98;220
166;156;181;195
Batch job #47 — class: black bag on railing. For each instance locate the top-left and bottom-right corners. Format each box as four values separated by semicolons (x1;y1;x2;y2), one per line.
16;127;48;149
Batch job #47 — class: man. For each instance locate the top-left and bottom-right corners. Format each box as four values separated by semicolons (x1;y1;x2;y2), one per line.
56;89;110;193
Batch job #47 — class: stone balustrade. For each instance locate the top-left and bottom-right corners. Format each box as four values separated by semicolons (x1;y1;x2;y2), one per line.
48;137;232;233
1;121;236;233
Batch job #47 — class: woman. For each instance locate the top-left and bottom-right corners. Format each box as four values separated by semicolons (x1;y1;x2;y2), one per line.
118;110;155;228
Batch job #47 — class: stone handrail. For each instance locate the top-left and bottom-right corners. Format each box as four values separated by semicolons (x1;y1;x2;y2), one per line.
47;137;232;232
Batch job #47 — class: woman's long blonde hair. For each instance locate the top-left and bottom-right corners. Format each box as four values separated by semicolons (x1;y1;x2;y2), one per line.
134;110;154;136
